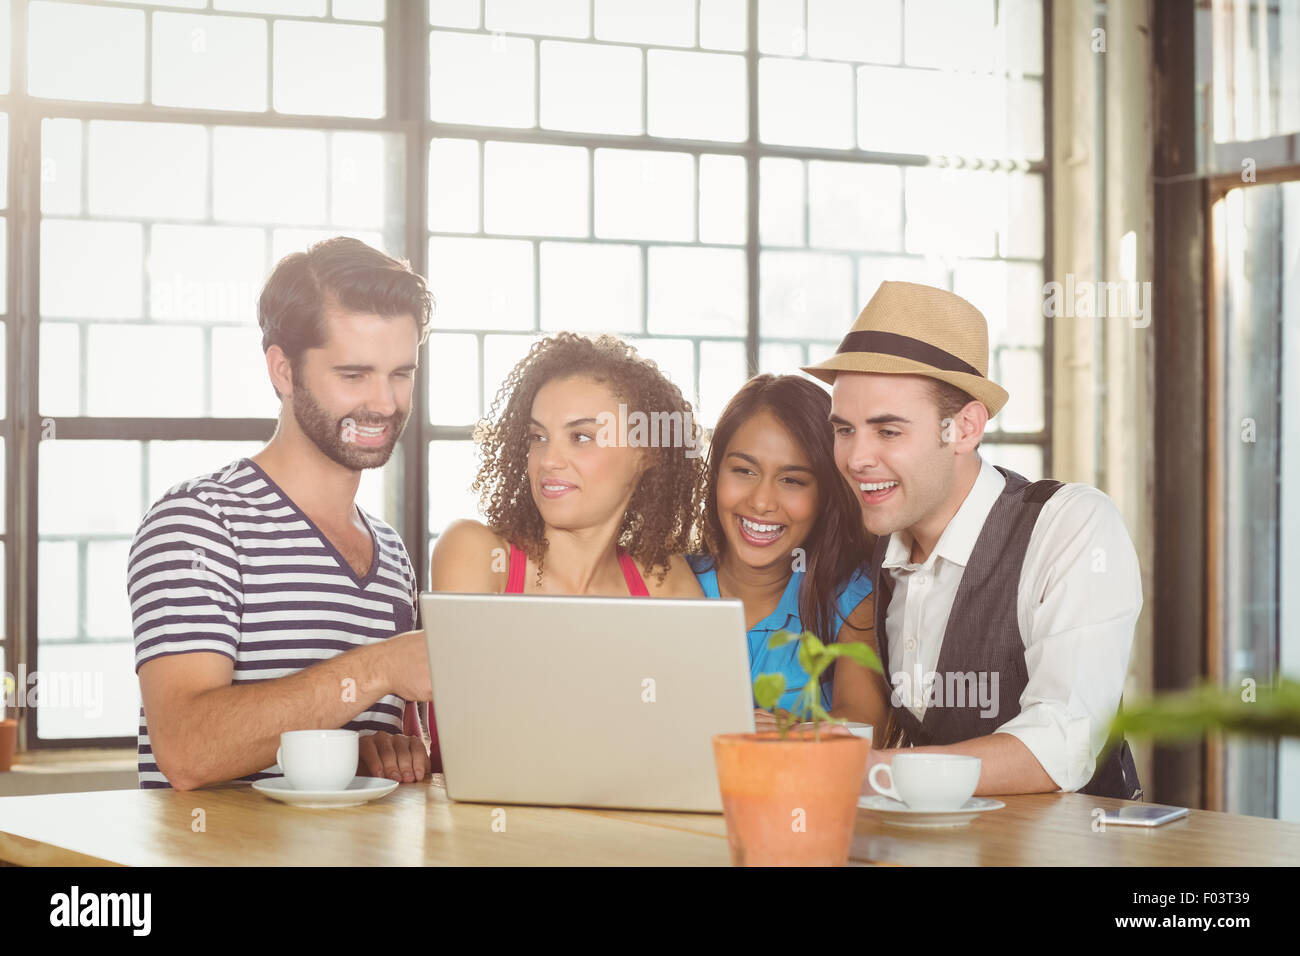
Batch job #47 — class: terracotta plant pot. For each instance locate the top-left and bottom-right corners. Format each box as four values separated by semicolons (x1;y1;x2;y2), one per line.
0;719;17;772
713;731;871;866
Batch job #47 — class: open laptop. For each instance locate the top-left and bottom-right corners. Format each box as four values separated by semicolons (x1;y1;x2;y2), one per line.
419;592;755;812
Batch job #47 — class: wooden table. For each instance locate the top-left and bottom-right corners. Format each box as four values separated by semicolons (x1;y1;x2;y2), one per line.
0;776;1295;866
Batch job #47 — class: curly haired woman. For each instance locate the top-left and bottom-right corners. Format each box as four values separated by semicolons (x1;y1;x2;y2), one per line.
429;332;705;597
412;334;707;767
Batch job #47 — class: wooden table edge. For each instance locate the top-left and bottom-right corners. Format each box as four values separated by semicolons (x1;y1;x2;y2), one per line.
0;829;123;867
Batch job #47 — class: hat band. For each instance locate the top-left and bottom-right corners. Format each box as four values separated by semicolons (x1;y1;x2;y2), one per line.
835;330;982;378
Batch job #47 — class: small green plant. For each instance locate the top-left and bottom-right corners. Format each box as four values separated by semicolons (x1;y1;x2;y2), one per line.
752;629;882;740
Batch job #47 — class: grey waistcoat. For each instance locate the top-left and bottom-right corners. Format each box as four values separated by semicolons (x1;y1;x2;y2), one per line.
871;466;1142;801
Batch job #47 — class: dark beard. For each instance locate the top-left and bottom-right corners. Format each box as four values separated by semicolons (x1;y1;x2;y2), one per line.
291;377;410;472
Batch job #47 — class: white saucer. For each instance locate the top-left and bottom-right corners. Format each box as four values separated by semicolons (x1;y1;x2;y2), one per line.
252;776;399;809
857;795;1005;828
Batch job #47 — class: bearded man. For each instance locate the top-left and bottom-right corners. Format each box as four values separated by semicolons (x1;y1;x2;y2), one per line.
128;237;434;791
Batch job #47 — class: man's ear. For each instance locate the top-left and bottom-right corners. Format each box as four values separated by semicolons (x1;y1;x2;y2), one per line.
956;400;989;453
266;345;293;400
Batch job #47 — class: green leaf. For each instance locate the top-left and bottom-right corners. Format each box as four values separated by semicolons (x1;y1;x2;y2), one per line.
825;642;883;674
1109;679;1300;742
767;630;797;649
797;631;826;676
753;673;786;712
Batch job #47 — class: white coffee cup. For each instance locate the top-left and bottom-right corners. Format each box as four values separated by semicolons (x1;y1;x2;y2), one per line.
867;753;981;811
841;722;874;743
275;729;359;792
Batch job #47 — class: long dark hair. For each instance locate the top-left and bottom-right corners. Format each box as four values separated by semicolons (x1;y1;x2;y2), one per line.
694;373;873;646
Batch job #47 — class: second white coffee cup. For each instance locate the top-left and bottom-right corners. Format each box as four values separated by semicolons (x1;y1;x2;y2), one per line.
276;729;359;792
841;722;874;743
867;753;981;811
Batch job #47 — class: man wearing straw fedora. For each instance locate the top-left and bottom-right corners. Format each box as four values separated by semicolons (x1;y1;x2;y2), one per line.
803;281;1142;799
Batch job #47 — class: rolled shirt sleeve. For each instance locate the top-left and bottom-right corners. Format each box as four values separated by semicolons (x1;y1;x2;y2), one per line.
992;486;1142;791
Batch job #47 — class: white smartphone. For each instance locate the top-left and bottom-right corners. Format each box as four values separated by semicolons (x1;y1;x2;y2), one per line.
1101;804;1189;827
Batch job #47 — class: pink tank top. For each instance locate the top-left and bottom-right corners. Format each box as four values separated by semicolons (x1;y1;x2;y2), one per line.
413;542;650;773
504;542;649;596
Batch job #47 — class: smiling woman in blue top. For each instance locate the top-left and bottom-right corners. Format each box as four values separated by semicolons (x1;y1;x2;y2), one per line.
690;374;889;732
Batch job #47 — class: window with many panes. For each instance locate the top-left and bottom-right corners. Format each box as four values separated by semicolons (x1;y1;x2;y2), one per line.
2;0;1048;747
424;0;1048;562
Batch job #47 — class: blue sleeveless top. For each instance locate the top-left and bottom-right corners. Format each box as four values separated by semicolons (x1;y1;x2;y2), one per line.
687;555;873;714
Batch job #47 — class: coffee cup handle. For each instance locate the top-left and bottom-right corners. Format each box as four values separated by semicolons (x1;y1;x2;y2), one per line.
868;762;902;802
275;746;283;771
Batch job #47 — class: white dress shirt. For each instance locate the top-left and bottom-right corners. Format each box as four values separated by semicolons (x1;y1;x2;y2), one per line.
881;455;1142;792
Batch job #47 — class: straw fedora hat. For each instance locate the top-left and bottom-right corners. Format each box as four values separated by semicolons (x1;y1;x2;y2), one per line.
801;281;1009;418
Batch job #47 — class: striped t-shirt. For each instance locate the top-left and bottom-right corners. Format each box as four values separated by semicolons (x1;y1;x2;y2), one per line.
127;457;418;789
